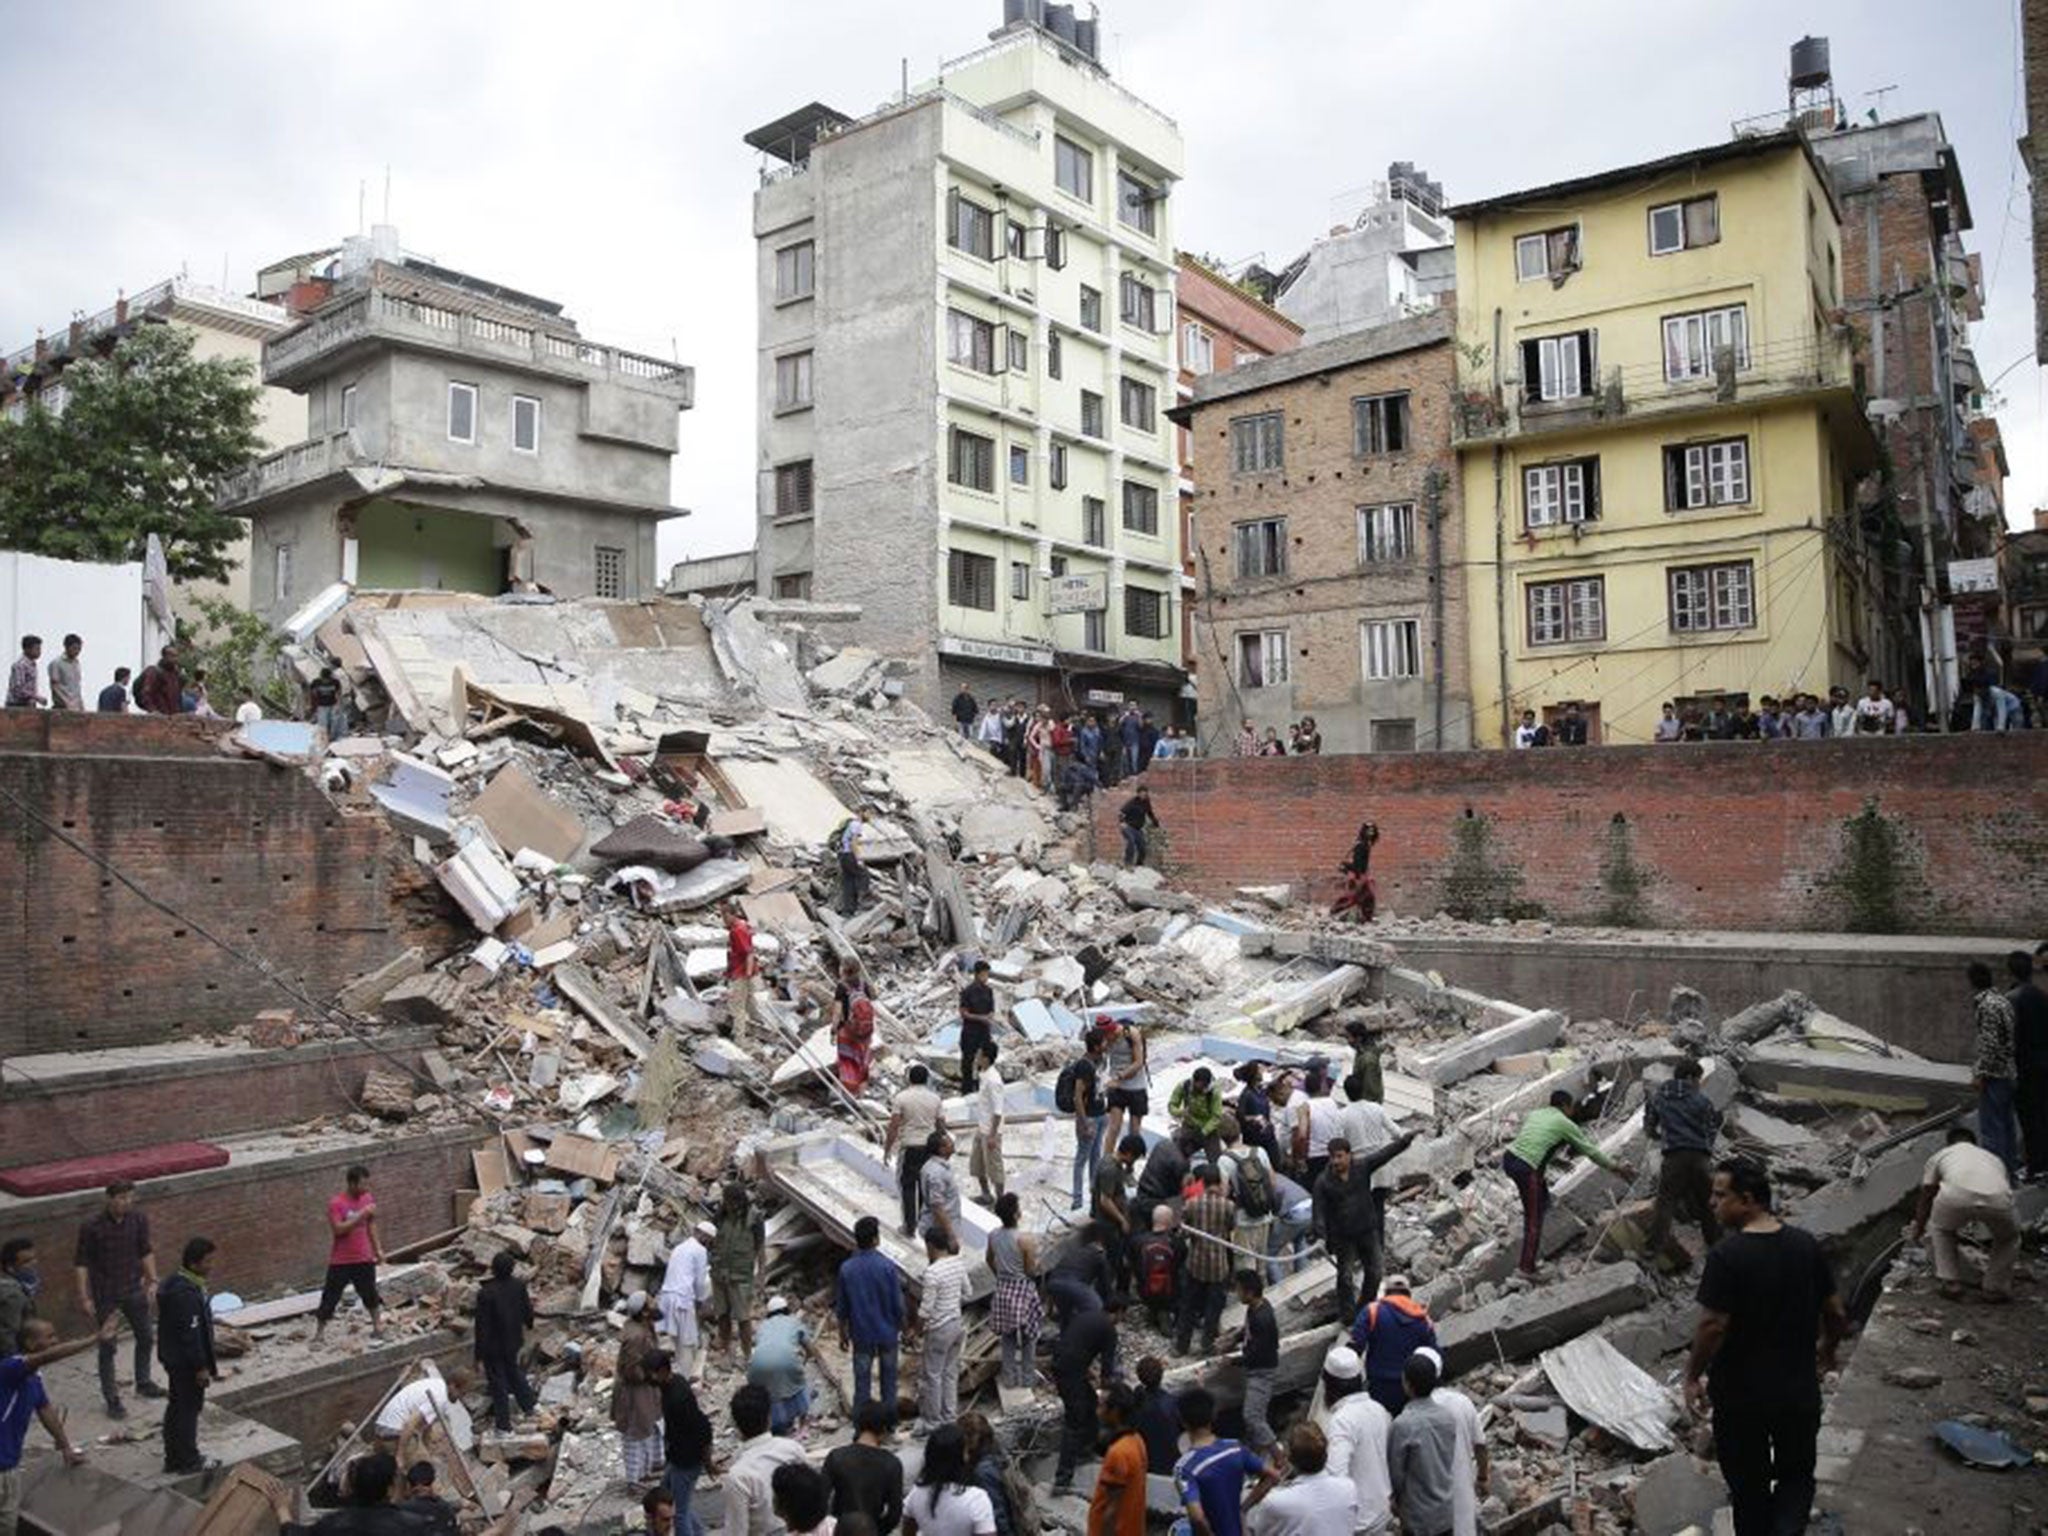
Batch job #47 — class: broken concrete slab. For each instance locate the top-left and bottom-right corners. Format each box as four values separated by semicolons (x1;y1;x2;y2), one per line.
1726;1103;1816;1153
806;645;895;697
707;806;769;839
470;761;587;864
1719;989;1813;1045
1413;1009;1565;1086
369;752;458;841
1262;930;1401;969
1243;965;1370;1034
553;962;653;1059
1436;1262;1651;1376
1792;1129;1944;1262
956;800;1047;859
1739;1046;1973;1112
336;947;426;1015
377;972;467;1027
610;857;753;913
1631;1450;1728;1536
438;837;525;931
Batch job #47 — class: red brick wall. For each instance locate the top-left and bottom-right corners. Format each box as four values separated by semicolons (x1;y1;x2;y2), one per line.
1093;734;2048;934
6;1128;488;1335
0;713;429;1053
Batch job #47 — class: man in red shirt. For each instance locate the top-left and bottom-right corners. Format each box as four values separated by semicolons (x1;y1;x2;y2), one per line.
724;903;758;1042
314;1164;385;1342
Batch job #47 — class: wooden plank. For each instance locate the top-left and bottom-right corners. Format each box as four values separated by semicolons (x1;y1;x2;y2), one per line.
545;1132;619;1183
189;1461;295;1535
554;962;653;1059
473;1144;511;1197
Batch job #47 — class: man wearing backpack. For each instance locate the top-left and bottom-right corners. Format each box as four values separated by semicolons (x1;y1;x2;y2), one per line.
1129;1206;1180;1333
1225;1139;1278;1274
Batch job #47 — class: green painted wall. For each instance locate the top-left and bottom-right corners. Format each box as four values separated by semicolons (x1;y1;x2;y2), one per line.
354;500;503;594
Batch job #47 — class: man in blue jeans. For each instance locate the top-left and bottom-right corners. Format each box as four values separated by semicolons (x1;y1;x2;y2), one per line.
651;1349;711;1536
832;1217;903;1424
1118;787;1160;867
1970;960;2021;1175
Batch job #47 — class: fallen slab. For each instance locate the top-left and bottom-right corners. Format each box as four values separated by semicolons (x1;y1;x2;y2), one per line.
1250;930;1401;968
337;947;426;1015
1739;1046;1973;1112
1718;989;1813;1045
1540;1332;1676;1452
553;963;653;1059
1413;1009;1565;1087
1792;1129;1944;1258
1436;1262;1650;1377
1630;1449;1727;1536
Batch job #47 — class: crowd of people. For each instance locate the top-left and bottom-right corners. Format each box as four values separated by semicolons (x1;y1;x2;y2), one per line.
1232;718;1323;757
5;635;244;719
952;689;1195;809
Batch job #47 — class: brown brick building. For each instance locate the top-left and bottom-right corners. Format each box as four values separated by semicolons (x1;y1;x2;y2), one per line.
1175;310;1472;754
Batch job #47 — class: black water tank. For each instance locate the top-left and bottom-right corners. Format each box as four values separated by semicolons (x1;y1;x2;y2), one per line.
1047;4;1078;43
1790;36;1831;89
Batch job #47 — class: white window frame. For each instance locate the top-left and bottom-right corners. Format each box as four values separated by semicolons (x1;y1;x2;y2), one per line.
1353;393;1411;455
1122;480;1160;536
339;383;358;431
1515;224;1579;281
774;240;815;302
1010;560;1031;600
1662;304;1749;382
1081;389;1105;439
1523;460;1595;528
1358;502;1418;562
1119;272;1158;333
511;394;541;454
274;543;293;604
1527;577;1606;646
1536;335;1585;401
1649;195;1719;256
1082;495;1106;547
1079;285;1103;333
1007;329;1030;373
447;381;478;444
1231;412;1285;474
1363;618;1421;680
1050;442;1069;490
1237;628;1289;688
775;351;813;410
1672;438;1751;510
1669;561;1756;633
1055;136;1094;202
1183;322;1215;375
948;549;997;611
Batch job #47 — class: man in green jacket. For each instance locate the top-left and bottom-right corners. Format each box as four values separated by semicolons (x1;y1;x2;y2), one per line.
1501;1092;1635;1277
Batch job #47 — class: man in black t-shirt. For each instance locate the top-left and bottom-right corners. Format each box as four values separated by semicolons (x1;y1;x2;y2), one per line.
824;1402;904;1532
1683;1158;1847;1536
958;960;997;1092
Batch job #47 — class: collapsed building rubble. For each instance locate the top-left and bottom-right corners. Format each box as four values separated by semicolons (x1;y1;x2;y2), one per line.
31;589;2039;1535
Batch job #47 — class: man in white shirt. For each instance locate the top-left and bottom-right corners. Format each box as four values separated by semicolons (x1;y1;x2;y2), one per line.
1422;1347;1487;1536
1910;1127;2019;1300
971;1047;1005;1204
1248;1421;1357;1536
1339;1085;1403;1241
1827;687;1856;740
375;1366;473;1441
724;1382;806;1536
914;1232;970;1427
1852;680;1894;735
659;1220;714;1382
885;1065;944;1238
1317;1344;1392;1534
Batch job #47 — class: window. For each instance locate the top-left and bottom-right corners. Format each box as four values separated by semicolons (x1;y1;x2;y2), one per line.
1122;480;1160;535
339;384;357;431
1231;412;1284;474
274;544;293;604
948;427;995;492
948;549;997;610
1008;329;1030;373
1055;136;1094;201
1124;584;1165;638
1527;577;1606;646
772;573;813;600
1048;331;1063;379
1007;221;1028;260
1523;459;1600;528
1011;560;1031;600
1662;305;1748;382
1668;562;1756;633
948;190;996;260
774;460;814;518
1352;392;1411;454
1183;322;1215;375
1649;195;1719;256
1237;629;1288;687
1050;442;1069;490
1083;610;1107;650
512;394;540;454
776;351;813;410
947;309;997;373
1079;285;1103;332
1083;495;1107;546
1119;272;1158;332
1663;438;1751;510
1520;332;1596;402
1515;225;1580;281
594;545;624;599
1370;718;1417;753
1358;502;1417;562
1050;554;1069;577
1119;376;1156;432
1081;390;1105;438
1235;518;1287;578
1010;444;1031;486
447;381;477;443
1117;172;1158;235
1363;619;1421;680
1046;226;1068;270
775;240;815;301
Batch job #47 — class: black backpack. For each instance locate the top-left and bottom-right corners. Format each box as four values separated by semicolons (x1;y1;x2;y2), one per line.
1236;1155;1275;1219
1054;1059;1085;1114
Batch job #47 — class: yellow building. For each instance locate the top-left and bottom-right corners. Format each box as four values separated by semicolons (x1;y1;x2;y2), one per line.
1450;130;1886;745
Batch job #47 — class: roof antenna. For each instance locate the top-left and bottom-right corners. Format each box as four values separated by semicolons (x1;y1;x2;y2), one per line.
358;180;366;236
383;164;392;224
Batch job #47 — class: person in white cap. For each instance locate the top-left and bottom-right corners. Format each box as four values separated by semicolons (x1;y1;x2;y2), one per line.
748;1295;813;1436
1385;1350;1463;1536
659;1222;714;1383
1427;1346;1485;1536
1316;1343;1392;1534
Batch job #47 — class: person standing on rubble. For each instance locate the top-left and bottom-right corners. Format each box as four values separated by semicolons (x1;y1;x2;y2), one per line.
614;1293;667;1489
1001;702;1027;778
1065;1026;1111;1211
1643;1058;1723;1273
1117;705;1144;778
918;1130;964;1251
661;1221;714;1384
1338;1066;1401;1243
157;1236;218;1477
886;1065;944;1238
827;1402;905;1532
307;664;345;737
835;816;872;918
951;685;980;741
988;1194;1043;1394
650;1349;713;1536
2008;950;2048;1182
1312;1134;1416;1323
476;1249;540;1431
1317;1343;1392;1535
912;1230;970;1429
1500;1092;1634;1278
1176;1166;1236;1357
73;1180;161;1423
1101;1018;1151;1150
1350;1277;1436;1419
957;959;997;1094
724;903;759;1041
976;699;1007;760
1685;1158;1846;1536
1116;786;1160;869
313;1164;384;1343
1050;1298;1121;1494
834;1217;904;1423
1234;1269;1281;1457
1386;1351;1463;1536
971;1045;1006;1204
712;1182;767;1361
1968;960;2021;1176
1174;1386;1278;1536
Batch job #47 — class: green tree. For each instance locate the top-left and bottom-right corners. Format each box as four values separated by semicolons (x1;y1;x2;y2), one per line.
179;598;294;717
0;324;262;581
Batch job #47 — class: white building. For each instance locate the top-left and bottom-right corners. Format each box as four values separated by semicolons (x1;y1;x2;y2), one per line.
1270;165;1456;345
746;2;1189;720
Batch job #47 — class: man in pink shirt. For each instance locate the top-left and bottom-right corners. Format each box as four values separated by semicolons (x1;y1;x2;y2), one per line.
314;1164;385;1342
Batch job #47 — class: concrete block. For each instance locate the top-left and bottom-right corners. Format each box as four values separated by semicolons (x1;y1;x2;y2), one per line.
1792;1130;1944;1255
1414;1009;1566;1086
1632;1451;1728;1536
336;947;426;1014
1493;1051;1555;1076
1436;1262;1650;1376
1718;990;1813;1045
1265;930;1400;968
1739;1046;1973;1111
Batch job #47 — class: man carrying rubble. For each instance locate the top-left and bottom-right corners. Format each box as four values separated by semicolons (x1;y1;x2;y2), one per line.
1642;1058;1723;1273
1500;1092;1635;1278
1910;1126;2020;1301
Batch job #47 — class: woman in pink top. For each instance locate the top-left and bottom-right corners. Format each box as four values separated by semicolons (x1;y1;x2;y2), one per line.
314;1164;385;1341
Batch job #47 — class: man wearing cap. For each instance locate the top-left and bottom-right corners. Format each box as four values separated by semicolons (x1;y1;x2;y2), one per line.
833;1217;904;1423
1642;1058;1723;1274
1350;1277;1437;1418
1319;1342;1393;1534
747;1295;813;1435
1387;1351;1462;1536
660;1221;714;1384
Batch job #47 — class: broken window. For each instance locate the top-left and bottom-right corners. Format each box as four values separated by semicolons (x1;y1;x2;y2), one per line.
1669;561;1755;633
1527;577;1605;646
1649;195;1719;255
1363;618;1420;679
1515;224;1580;281
947;549;996;610
1231;412;1285;474
1237;628;1288;687
1523;459;1600;528
1663;438;1751;510
1234;518;1287;579
1352;392;1411;455
1359;502;1417;562
772;573;812;600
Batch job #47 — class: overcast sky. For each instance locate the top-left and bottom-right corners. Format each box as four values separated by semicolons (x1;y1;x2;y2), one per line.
2;0;2033;572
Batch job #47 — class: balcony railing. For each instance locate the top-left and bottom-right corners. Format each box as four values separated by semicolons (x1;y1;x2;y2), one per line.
217;430;357;508
262;289;692;400
1452;332;1859;444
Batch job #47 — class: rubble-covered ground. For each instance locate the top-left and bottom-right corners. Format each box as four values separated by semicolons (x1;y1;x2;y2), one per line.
179;591;2046;1534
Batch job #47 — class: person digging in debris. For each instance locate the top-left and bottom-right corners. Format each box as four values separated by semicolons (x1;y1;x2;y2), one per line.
659;1221;714;1384
1643;1057;1723;1273
1500;1091;1635;1278
749;1295;814;1435
314;1164;384;1343
1117;785;1160;868
712;1182;767;1360
1910;1126;2019;1302
1684;1158;1846;1536
1331;823;1380;923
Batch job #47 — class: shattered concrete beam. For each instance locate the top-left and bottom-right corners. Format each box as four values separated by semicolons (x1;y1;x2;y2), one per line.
1383;967;1528;1026
1247;930;1402;969
1718;989;1813;1045
336;947;425;1015
1436;1262;1651;1377
1456;1061;1595;1144
1244;965;1370;1035
1793;1129;1945;1254
553;963;653;1059
1413;1009;1566;1087
1161;1322;1343;1406
1738;1046;1973;1112
1552;1059;1736;1220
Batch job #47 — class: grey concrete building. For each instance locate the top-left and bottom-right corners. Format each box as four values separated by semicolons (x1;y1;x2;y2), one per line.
1270;166;1456;346
745;5;1190;721
219;229;693;625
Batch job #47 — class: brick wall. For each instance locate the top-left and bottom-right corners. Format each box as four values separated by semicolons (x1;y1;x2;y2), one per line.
1093;733;2048;934
0;712;438;1054
4;1127;487;1335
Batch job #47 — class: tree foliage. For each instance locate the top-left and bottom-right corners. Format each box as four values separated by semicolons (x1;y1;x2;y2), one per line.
0;323;263;581
180;597;294;716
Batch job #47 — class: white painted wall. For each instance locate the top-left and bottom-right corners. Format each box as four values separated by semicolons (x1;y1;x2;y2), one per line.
0;551;153;706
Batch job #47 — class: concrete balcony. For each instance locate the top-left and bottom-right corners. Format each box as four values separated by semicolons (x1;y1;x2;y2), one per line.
263;288;694;404
217;429;359;509
1453;332;1860;446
